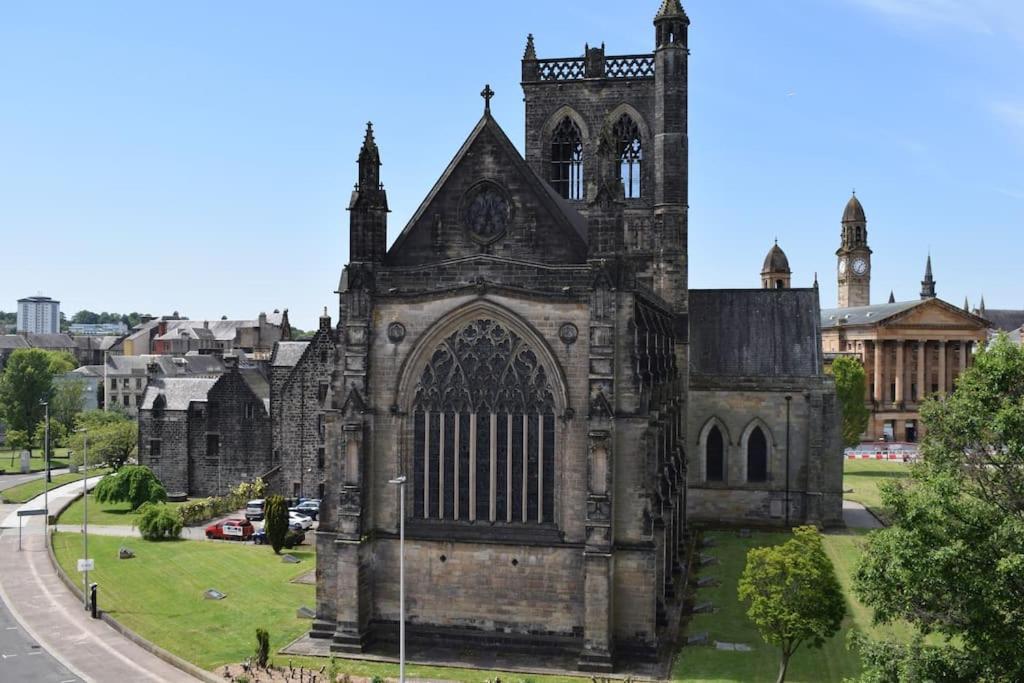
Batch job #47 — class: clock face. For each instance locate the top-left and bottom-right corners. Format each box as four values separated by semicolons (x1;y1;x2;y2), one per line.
852;258;868;276
838;259;847;275
463;183;510;244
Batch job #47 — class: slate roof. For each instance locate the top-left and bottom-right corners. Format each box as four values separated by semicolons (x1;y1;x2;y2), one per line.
842;193;866;222
140;378;218;410
689;288;823;377
983;309;1024;332
762;243;791;273
271;341;310;367
70;365;105;378
25;333;75;349
1008;327;1022;345
820;300;921;329
0;336;30;350
240;368;271;411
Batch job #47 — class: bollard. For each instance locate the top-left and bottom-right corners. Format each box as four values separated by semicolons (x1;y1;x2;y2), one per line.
89;583;99;619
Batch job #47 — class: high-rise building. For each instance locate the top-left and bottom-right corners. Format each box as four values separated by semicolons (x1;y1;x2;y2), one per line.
16;296;60;334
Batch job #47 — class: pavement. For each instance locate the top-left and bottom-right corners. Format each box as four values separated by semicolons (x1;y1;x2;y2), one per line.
843;499;883;529
0;591;82;683
0;468;72;493
0;477;200;682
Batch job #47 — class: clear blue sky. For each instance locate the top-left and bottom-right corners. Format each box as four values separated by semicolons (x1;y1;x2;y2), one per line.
2;0;1021;329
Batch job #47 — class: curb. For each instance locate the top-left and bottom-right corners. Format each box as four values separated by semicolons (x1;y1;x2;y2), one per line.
46;529;220;683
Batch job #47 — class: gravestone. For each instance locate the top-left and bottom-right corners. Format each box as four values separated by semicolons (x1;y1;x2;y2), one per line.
699;554;718;567
296;606;316;619
20;450;30;474
281;554;300;564
204;589;227;600
118;547;135;560
696;576;717;588
714;641;752;652
692;601;714;614
686;632;709;646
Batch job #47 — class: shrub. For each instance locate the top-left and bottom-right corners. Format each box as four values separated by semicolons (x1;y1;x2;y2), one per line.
136;503;182;540
264;495;288;554
254;628;269;668
94;465;166;510
283;530;304;549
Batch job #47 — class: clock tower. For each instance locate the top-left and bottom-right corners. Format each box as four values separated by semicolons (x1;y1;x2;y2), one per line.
837;192;871;307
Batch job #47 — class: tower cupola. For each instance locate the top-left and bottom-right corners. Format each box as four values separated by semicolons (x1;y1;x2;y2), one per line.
761;241;792;289
654;0;689;48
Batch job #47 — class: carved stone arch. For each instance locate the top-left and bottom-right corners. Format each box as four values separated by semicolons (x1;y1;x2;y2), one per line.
393;299;570;417
542;104;591;143
697;416;730;483
739;417;775;484
603;103;651;148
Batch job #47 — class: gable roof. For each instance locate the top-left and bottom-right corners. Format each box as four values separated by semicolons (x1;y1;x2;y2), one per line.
271;341;310;367
140;377;218;410
386;112;588;259
983;309;1024;332
690;288;823;377
821;298;990;330
0;335;30;350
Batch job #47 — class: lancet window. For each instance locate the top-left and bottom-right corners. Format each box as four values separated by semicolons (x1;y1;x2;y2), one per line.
550;117;584;200
411;319;556;524
747;426;768;483
613;114;643;198
706;425;724;482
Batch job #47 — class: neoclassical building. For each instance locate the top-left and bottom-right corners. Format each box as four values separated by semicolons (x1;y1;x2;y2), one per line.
821;195;990;442
311;2;842;672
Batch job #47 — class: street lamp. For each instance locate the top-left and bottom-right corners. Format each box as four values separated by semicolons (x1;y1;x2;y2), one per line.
77;428;90;610
388;475;407;683
40;400;50;525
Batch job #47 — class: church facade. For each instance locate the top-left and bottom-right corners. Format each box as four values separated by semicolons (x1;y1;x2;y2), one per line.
312;1;842;671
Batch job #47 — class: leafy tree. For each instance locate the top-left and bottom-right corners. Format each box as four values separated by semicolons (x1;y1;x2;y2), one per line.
0;349;59;447
45;351;76;374
847;631;979;683
738;526;845;683
33;419;68;454
4;430;30;468
853;334;1024;681
51;378;87;434
68;410;137;469
264;495;288;555
830;355;870;447
93;465;166;510
135;502;183;540
71;310;100;324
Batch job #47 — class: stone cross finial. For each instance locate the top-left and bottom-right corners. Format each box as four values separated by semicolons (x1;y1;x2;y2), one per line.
481;84;495;114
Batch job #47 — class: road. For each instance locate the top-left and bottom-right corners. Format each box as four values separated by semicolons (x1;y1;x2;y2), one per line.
0;589;82;683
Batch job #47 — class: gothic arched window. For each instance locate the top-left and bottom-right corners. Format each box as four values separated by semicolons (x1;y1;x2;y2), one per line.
747;426;768;483
706;425;724;482
550;117;584;201
613;114;642;198
412;319;556;524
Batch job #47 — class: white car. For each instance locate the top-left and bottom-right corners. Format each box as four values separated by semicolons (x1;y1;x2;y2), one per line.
288;511;313;531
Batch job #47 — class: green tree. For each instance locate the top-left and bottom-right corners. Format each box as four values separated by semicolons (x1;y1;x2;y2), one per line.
71;310;100;324
264;495;288;555
51;378;86;434
68;410;138;469
93;465;166;510
4;430;30;467
738;526;845;683
0;349;65;448
33;419;68;454
853;334;1024;681
830;355;870;447
135;502;182;540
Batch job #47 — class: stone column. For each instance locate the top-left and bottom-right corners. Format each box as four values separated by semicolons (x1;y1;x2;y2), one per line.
873;341;883;403
917;340;927;400
938;340;947;395
957;340;967;385
895;340;905;403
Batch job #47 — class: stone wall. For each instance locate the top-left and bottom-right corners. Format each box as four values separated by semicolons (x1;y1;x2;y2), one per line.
139;408;189;494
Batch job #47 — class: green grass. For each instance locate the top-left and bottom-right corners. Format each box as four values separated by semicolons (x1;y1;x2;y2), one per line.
58;494;186;526
0;467;111;504
0;447;71;475
672;529;920;682
843;459;913;524
51;532;583;681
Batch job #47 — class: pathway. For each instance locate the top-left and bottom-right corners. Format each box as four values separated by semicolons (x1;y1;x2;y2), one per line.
843;499;883;529
0;468;71;493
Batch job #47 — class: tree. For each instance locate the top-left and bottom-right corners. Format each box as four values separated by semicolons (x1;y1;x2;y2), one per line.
68;410;138;469
51;378;86;434
853;334;1024;681
264;495;288;555
830;355;870;447
738;526;845;683
93;465;166;510
135;502;182;540
0;349;59;448
71;310;100;325
33;420;68;454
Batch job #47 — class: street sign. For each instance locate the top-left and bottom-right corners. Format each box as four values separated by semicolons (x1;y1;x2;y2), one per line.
17;509;47;516
77;559;94;572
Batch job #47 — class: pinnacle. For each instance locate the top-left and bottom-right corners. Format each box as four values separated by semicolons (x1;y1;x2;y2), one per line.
523;33;536;60
655;0;687;19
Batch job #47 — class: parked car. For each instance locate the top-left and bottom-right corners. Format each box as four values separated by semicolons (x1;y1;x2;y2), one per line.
289;511;313;531
205;518;255;541
245;499;265;521
289;499;320;521
253;528;305;547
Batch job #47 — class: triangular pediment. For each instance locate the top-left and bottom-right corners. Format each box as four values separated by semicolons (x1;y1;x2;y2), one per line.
882;298;990;330
385;114;588;266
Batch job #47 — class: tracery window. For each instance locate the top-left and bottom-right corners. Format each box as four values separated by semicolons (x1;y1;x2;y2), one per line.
747;426;768;483
550;117;584;200
613;114;642;198
412;319;556;524
706;425;724;482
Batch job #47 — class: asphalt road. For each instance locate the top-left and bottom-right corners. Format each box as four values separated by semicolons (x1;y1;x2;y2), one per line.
0;590;82;683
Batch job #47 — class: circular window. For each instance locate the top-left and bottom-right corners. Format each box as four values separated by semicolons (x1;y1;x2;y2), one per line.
462;181;511;245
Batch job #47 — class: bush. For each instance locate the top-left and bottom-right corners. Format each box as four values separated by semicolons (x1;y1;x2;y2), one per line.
254;628;269;668
283;530;304;549
175;477;267;526
94;465;166;510
264;495;288;555
136;503;183;540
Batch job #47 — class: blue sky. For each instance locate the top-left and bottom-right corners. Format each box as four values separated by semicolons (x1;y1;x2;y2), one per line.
1;0;1021;329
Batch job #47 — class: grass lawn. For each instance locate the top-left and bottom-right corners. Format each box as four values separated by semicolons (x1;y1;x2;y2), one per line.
58;494;186;526
842;459;913;524
51;532;583;682
0;447;71;475
0;467;111;504
673;528;921;682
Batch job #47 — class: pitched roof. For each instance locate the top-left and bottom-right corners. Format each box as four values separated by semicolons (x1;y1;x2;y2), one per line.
689;288;823;377
983;309;1024;332
271;341;310;367
69;365;105;378
25;333;75;349
239;368;271;411
0;335;30;350
820;300;921;329
140;377;218;410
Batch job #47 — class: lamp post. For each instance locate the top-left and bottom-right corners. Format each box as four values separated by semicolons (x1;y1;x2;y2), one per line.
388;475;407;683
40;400;50;525
78;429;90;610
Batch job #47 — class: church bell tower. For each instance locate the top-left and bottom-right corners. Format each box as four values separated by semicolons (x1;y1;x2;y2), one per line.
836;192;871;308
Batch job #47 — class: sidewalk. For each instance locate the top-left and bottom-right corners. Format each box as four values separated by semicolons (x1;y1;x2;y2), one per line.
0;478;200;682
0;475;103;529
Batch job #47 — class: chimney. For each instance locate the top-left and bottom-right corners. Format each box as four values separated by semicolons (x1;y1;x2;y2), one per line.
223;353;239;372
319;307;332;332
146;360;161;379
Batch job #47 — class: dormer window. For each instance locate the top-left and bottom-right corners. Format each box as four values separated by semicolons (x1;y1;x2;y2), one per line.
550;117;584;200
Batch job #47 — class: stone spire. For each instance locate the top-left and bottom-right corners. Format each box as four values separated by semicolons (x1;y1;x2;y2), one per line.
523;33;536;60
920;254;936;299
357;122;381;192
979;295;987;318
655;0;687;19
964;296;970;312
889;290;896;304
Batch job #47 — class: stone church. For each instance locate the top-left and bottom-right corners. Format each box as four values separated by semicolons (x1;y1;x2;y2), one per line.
312;1;842;671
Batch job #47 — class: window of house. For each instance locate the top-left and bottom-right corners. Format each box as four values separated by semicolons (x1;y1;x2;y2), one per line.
317;414;325;442
135;378;142;389
747;427;768;483
293;482;301;498
136;394;143;406
122;378;130;388
244;403;254;419
206;433;220;457
613;113;643;198
123;395;129;407
705;425;724;482
550;116;584;200
317;447;325;469
150;439;161;456
411;319;556;524
110;379;117;390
